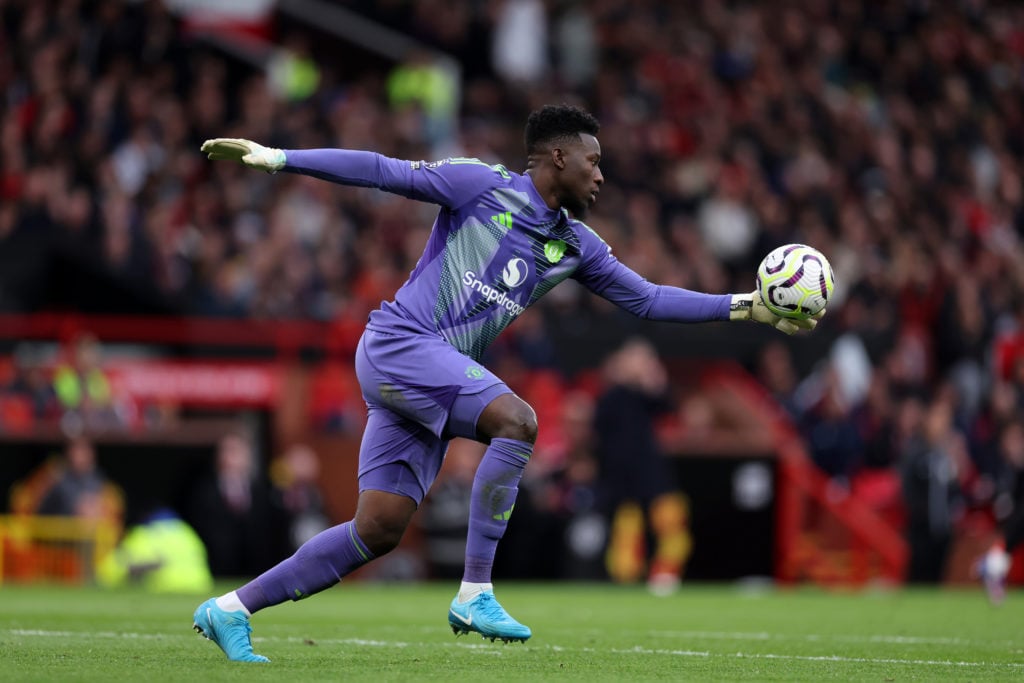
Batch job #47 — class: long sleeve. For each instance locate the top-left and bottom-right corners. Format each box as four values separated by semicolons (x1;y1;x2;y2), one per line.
571;221;730;322
597;264;732;322
282;149;501;209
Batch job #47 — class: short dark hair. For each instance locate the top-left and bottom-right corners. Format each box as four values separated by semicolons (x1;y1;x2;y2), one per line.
524;104;600;155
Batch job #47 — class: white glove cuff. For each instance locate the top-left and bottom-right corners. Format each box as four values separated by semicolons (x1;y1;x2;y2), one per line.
729;294;753;321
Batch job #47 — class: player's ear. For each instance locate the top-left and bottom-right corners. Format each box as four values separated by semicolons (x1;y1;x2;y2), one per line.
551;146;566;170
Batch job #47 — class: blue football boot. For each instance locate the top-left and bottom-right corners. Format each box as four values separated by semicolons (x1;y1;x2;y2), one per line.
192;598;270;662
448;591;531;643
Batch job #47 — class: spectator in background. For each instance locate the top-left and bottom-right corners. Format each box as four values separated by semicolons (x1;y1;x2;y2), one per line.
269;443;329;553
968;380;1020;488
515;389;605;580
550;392;603;580
594;338;692;595
755;341;801;420
934;274;992;420
12;435;123;584
492;0;548;85
853;371;899;471
2;344;58;428
899;398;967;584
184;431;278;577
848;370;904;526
416;443;478;581
36;436;122;525
801;368;864;483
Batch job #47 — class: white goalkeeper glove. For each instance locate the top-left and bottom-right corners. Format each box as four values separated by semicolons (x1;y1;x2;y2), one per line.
729;292;822;335
201;138;286;173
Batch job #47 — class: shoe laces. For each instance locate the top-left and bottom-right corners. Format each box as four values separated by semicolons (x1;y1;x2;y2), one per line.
475;593;515;624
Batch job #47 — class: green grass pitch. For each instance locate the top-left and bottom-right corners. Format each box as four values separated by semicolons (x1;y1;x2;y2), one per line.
1;582;1021;681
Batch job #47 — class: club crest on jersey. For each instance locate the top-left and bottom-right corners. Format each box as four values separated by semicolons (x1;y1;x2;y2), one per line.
502;258;528;288
544;239;567;263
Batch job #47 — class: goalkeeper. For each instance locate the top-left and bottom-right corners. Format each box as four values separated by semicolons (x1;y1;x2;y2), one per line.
192;104;823;662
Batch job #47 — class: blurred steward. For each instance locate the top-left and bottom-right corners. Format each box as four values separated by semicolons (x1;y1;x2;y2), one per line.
97;507;214;593
52;333;129;431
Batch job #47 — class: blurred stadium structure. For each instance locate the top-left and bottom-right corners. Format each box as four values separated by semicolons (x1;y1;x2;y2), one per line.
0;514;119;585
1;0;1023;588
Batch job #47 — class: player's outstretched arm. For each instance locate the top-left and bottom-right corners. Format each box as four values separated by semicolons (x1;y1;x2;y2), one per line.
201;138;286;173
729;292;823;335
201;140;497;209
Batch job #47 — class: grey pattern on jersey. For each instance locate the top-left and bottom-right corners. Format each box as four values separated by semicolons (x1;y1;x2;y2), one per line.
432;215;509;329
439;207;580;360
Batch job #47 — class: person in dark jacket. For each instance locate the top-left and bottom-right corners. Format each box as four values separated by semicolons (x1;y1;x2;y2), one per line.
593;338;691;595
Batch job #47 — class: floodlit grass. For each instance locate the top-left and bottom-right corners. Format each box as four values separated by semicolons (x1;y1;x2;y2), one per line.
0;582;1021;681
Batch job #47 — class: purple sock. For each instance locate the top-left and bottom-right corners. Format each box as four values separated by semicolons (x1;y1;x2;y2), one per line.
236;520;375;614
463;437;532;583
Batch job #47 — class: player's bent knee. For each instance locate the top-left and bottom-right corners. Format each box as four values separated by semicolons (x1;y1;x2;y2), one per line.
353;491;416;556
354;513;408;556
477;394;539;443
504;414;538;443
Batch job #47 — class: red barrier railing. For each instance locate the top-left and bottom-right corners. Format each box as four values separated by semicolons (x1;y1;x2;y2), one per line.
700;363;908;585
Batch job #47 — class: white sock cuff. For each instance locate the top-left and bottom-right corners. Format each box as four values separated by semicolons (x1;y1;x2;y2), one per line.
458;581;493;602
215;591;252;616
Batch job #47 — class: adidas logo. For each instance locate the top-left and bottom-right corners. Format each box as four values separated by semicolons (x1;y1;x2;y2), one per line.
491;211;513;229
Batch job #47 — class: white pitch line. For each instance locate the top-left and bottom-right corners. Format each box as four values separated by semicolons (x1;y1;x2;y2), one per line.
584;645;1024;669
646;630;975;646
4;629;1022;669
2;629;503;653
730;652;1024;668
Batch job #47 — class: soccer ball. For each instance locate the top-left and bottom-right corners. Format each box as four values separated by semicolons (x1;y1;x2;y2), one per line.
756;244;834;319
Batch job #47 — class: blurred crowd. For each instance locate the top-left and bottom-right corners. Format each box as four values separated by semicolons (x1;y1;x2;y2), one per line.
3;0;1024;582
0;331;190;435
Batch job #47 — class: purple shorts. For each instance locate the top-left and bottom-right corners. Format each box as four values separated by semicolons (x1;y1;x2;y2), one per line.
354;329;511;504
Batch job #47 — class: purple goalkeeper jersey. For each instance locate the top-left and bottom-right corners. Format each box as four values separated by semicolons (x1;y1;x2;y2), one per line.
284;149;731;361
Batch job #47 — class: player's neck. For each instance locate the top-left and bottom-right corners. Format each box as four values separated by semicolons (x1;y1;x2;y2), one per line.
525;168;562;211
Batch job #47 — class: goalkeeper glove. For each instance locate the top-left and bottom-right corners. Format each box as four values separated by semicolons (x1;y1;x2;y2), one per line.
729;292;822;335
201;138;286;173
